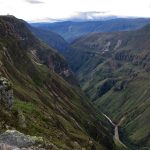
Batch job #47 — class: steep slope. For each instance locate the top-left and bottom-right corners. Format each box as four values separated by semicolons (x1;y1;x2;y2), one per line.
68;25;150;148
27;25;78;85
0;16;114;149
31;18;150;42
30;26;69;53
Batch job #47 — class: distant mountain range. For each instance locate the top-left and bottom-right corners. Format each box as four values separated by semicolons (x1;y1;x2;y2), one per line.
29;13;118;23
31;18;150;42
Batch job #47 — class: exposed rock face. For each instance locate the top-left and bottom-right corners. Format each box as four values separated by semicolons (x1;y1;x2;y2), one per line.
0;130;35;148
0;143;19;150
0;77;13;110
47;54;78;85
0;143;46;150
0;130;61;150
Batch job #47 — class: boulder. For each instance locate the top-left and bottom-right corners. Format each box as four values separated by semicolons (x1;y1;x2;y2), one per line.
0;130;61;150
0;130;35;148
0;143;46;150
0;143;20;150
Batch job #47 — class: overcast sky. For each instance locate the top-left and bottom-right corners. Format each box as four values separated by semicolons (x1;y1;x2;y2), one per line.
0;0;150;22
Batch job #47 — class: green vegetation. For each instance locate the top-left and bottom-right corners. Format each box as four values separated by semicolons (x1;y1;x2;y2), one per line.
0;16;115;149
67;25;150;149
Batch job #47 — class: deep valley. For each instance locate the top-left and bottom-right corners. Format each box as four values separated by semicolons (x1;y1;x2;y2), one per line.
0;15;150;150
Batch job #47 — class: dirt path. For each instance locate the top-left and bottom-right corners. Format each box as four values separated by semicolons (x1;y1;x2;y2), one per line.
102;113;127;149
114;125;127;148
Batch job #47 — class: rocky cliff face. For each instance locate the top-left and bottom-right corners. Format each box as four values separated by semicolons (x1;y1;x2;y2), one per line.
0;77;13;110
28;26;80;85
0;15;77;86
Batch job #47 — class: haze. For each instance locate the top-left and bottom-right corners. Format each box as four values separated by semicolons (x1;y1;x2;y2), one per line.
0;0;150;22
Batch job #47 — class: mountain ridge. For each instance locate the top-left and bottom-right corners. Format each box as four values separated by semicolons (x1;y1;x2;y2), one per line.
0;15;115;149
31;18;150;42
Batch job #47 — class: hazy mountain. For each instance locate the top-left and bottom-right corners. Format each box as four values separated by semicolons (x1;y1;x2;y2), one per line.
29;26;69;53
31;18;150;42
0;15;115;149
60;12;118;22
66;25;150;148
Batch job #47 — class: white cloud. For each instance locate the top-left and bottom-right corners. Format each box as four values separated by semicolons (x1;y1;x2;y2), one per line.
0;0;150;21
25;0;44;4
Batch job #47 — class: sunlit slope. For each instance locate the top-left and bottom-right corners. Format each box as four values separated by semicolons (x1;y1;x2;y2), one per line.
68;25;150;148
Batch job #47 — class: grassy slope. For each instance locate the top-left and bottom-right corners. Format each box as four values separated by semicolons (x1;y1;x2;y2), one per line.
68;26;150;148
0;16;114;149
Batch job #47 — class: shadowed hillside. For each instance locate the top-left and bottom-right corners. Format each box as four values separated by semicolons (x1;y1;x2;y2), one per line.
30;26;69;53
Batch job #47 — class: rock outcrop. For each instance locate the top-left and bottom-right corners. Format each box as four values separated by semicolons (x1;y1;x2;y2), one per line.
0;77;13;110
0;130;62;150
0;130;35;148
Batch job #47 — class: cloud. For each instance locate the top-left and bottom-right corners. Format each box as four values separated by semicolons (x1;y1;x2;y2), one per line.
28;17;62;23
25;0;44;4
29;11;118;23
65;11;117;22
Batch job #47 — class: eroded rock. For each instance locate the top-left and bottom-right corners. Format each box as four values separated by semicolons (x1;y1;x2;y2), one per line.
0;143;20;150
0;130;61;150
0;130;35;148
0;77;13;110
